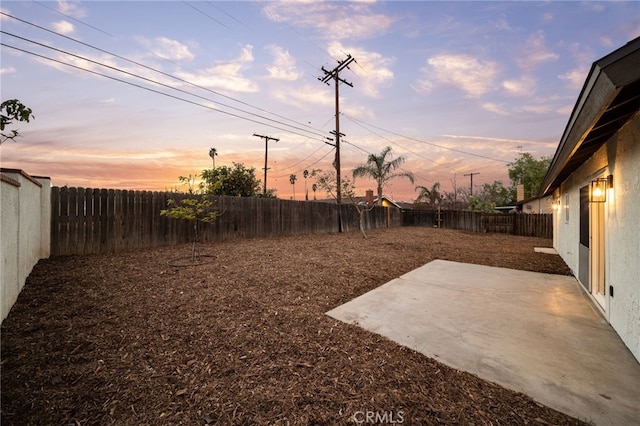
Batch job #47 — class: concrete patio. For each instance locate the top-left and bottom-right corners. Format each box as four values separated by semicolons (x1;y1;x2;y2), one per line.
326;260;640;426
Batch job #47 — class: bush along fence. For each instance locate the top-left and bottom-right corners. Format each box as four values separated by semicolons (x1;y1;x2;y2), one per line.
50;187;403;256
402;209;553;238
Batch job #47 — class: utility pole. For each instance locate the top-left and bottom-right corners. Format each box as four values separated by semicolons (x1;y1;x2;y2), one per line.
319;54;355;204
253;133;279;195
464;172;480;196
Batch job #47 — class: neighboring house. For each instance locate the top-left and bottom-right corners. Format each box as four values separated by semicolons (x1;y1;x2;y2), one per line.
372;195;414;210
539;37;640;362
516;195;554;214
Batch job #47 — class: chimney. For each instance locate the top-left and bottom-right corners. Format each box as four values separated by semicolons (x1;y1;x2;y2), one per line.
365;189;374;207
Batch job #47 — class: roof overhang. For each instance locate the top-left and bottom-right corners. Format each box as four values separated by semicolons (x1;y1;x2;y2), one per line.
540;37;640;197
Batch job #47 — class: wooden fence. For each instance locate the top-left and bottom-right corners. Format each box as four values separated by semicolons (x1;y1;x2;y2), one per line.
401;209;553;238
50;187;553;256
50;187;402;256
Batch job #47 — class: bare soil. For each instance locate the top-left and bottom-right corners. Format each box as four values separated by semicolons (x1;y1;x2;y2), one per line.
1;227;584;425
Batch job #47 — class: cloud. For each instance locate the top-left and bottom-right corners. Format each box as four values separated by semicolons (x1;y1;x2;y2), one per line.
516;31;559;72
559;67;587;90
262;1;395;41
274;84;332;108
520;104;553;114
265;45;301;81
175;45;258;93
502;76;536;97
414;54;499;98
482;103;509;115
0;67;16;75
52;20;74;35
146;37;194;62
57;0;86;19
326;41;394;98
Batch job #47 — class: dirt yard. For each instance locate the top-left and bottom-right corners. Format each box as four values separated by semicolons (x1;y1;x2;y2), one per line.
1;227;584;425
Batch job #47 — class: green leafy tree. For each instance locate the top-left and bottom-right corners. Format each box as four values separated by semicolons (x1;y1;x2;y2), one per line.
201;163;266;197
467;195;496;213
161;175;218;261
314;169;373;238
479;181;513;206
1;99;34;145
508;153;551;199
352;146;414;206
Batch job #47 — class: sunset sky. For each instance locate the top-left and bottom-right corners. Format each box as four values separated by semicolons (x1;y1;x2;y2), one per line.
1;1;639;201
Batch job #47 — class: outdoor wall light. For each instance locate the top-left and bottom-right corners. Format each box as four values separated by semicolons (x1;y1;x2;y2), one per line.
589;175;612;203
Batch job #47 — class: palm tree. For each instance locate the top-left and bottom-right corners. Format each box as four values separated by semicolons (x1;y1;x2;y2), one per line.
289;174;297;200
209;147;218;168
415;182;442;207
303;169;309;200
352;146;414;206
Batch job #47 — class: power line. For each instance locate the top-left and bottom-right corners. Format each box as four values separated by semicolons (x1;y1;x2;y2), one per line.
1;11;326;139
0;42;328;141
33;1;114;38
181;0;232;30
343;113;509;164
3;30;327;140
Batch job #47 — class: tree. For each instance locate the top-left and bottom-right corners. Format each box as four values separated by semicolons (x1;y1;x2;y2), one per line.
508;153;551;200
289;174;297;200
480;180;513;207
312;183;317;200
440;174;469;210
415;182;442;208
1;99;34;145
314;169;373;238
161;175;218;262
352;146;414;206
201;163;266;197
209;147;218;168
303;169;309;200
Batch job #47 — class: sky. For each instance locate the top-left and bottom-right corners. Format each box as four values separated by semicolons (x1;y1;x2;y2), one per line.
1;0;639;202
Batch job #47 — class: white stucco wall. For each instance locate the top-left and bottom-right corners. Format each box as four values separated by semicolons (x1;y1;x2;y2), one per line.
0;170;51;323
554;114;640;362
606;114;640;362
1;177;20;323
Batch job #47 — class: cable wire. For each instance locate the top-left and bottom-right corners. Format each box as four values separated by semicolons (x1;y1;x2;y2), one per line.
1;11;327;138
0;42;329;141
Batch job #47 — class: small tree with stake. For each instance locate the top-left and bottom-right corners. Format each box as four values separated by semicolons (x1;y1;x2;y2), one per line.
313;169;374;239
161;176;218;264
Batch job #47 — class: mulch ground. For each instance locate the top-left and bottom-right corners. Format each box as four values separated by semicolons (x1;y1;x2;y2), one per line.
1;227;584;425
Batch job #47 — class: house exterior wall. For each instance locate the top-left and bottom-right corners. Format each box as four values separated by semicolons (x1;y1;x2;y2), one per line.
554;113;640;362
523;196;554;214
0;169;51;323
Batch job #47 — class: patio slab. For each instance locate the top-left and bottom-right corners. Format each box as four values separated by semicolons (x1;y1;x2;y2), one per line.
326;260;640;426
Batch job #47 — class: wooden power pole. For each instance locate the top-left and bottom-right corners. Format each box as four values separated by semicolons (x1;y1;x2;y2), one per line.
253;133;279;195
319;54;355;204
464;172;480;196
